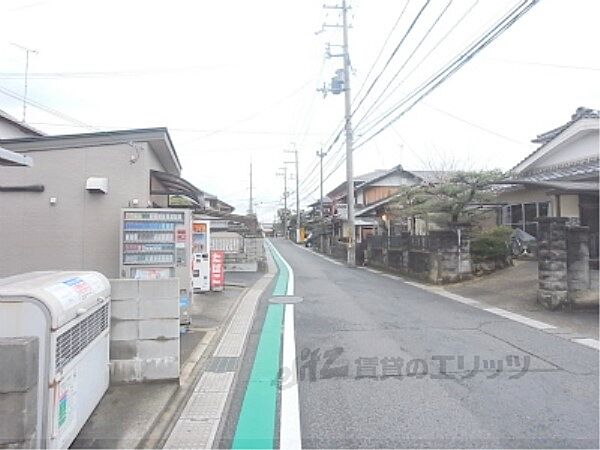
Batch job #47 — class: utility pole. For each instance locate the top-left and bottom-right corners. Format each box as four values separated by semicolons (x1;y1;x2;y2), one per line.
319;0;355;266
316;147;328;220
248;161;253;215
284;144;300;243
316;147;328;251
276;166;288;239
11;43;38;123
341;0;356;267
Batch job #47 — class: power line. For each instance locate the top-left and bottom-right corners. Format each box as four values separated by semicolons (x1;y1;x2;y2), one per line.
26;121;327;136
306;0;539;197
0;84;148;159
355;0;453;128
302;0;475;199
0;64;232;80
0;84;100;131
355;0;480;131
294;1;414;201
484;57;600;72
420;101;530;145
180;76;318;143
355;0;540;149
350;0;431;118
298;0;433;203
351;0;412;104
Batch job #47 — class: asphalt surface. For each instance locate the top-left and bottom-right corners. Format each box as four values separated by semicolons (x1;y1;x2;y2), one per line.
266;239;599;449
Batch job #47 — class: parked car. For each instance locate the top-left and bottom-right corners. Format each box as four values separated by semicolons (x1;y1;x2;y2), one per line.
304;232;316;247
511;228;537;256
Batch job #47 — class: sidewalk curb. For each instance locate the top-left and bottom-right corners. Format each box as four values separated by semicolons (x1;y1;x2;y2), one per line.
137;276;270;449
161;254;277;449
213;245;279;449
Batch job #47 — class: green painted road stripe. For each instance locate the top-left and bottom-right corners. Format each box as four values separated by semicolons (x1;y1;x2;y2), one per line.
232;242;288;449
270;242;289;296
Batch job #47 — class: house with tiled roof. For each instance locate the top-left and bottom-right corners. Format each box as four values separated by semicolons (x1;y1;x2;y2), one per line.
321;164;456;242
497;107;599;255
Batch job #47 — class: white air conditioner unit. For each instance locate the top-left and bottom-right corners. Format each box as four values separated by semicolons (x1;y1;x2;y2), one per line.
0;271;111;449
85;177;108;194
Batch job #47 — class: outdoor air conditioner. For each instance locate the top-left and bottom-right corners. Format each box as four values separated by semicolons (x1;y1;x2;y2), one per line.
0;271;111;449
85;177;108;194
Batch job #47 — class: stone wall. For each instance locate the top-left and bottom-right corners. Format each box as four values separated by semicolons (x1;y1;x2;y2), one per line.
363;229;472;284
537;217;569;309
566;225;591;299
429;230;473;283
0;337;38;449
109;279;180;383
537;217;594;309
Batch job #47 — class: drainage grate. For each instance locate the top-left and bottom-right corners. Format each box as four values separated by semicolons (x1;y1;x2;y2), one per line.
55;303;109;372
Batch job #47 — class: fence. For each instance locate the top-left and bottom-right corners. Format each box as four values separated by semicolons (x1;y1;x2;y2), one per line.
362;230;471;284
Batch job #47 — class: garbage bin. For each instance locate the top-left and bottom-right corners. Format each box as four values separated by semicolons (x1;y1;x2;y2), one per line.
0;271;110;449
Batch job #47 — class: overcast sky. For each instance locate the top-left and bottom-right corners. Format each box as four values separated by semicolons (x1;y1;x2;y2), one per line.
1;0;599;221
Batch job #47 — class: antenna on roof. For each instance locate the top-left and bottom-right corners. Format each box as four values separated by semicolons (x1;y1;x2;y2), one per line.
11;43;38;124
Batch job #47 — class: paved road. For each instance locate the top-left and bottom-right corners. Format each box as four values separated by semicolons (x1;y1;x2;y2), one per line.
269;239;598;448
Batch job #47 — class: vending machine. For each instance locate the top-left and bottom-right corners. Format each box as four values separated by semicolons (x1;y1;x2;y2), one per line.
192;220;211;292
120;208;193;324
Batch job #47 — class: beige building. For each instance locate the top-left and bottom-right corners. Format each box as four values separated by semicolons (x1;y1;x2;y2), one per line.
497;107;599;262
0;128;204;278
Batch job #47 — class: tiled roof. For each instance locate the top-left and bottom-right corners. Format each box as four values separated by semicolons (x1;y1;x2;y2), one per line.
510;107;599;173
532;107;599;145
327;167;399;199
513;157;599;182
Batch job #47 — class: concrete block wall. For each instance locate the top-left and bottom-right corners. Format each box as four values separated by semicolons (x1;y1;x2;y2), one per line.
0;337;38;449
109;279;180;383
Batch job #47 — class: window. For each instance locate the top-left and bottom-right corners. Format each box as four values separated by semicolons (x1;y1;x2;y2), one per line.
524;203;537;221
510;204;522;223
502;201;550;238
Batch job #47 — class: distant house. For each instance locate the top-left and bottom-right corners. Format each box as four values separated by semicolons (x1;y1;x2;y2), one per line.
497;107;599;247
325;165;438;242
204;192;234;214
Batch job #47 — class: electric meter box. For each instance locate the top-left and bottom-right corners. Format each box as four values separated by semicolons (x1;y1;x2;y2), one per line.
0;271;111;449
192;220;211;292
119;208;193;324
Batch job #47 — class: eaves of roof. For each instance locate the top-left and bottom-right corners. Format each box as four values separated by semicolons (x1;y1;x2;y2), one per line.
0;127;182;175
0;108;45;136
510;108;599;174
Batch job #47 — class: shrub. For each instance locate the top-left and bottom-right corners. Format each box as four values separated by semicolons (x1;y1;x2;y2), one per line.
470;226;513;263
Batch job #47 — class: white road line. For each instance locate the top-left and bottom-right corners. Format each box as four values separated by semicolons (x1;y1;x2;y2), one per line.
296;243;345;266
483;307;556;330
267;240;302;448
266;239;294;295
571;338;600;350
297;241;598;350
281;304;301;450
431;290;480;306
381;273;402;280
